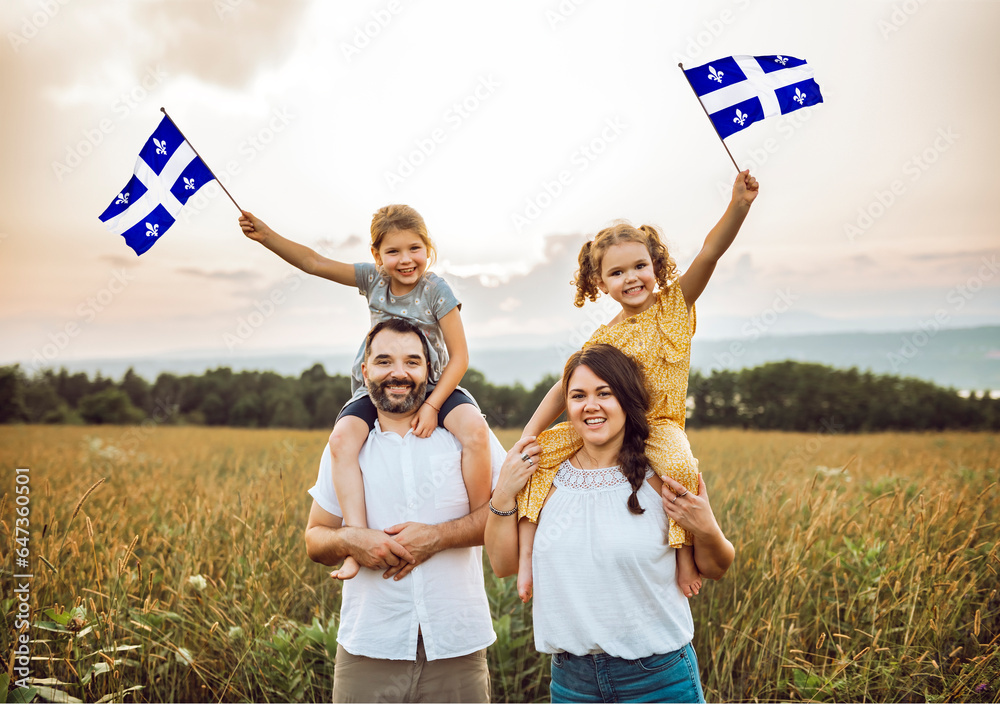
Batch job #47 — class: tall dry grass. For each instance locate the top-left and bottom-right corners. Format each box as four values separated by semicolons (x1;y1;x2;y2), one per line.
1;426;997;702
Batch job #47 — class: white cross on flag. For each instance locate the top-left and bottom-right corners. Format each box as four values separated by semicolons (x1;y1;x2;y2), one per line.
99;116;215;255
682;55;823;140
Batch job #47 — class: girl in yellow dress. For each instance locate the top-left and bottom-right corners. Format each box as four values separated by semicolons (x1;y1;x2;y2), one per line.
514;169;759;601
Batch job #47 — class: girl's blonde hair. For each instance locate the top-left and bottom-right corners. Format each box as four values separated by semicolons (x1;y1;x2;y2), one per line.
572;222;678;307
370;204;438;266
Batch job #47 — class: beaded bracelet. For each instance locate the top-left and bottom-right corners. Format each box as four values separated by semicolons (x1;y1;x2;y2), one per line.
488;498;517;516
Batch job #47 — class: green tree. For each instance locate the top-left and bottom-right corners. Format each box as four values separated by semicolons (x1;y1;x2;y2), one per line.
77;388;145;424
0;365;27;423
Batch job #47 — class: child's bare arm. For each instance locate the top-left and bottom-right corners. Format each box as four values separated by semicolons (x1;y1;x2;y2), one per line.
414;307;468;437
678;170;759;308
239;210;356;285
522;379;566;438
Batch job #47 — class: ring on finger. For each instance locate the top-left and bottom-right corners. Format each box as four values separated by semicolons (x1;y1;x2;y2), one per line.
521;453;531;462
527;458;534;467
678;490;689;499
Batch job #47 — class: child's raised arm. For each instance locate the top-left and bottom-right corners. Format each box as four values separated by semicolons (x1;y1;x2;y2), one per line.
678;170;759;309
239;210;356;287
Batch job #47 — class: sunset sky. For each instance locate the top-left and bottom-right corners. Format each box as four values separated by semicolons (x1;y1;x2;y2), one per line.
2;0;998;380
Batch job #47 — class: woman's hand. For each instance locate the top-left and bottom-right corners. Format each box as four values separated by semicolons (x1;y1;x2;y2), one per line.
491;436;542;511
662;473;734;580
661;472;718;538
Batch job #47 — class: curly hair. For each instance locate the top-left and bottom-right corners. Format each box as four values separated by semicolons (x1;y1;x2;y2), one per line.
562;343;652;515
370;204;438;266
572;221;678;308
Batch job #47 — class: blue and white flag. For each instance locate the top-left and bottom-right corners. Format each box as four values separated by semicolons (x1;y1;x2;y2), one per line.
683;55;823;139
99;116;215;255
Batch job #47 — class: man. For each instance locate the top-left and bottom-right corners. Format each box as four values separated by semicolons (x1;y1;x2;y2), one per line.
305;318;503;703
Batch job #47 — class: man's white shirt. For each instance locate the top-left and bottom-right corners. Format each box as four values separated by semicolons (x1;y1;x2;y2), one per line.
309;423;505;661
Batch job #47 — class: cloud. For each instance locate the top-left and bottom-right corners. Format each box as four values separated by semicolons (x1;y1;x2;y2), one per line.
99;254;137;269
176;267;262;282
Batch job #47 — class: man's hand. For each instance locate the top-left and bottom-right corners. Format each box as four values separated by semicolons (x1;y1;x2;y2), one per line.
349;527;416;571
381;522;441;580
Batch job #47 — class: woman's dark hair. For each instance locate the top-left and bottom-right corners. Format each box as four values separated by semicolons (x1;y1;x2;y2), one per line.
562;343;651;514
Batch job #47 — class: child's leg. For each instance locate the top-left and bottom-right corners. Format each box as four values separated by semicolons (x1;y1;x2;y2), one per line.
517;518;537;603
676;545;702;598
645;423;703;594
440;403;492;511
328;414;371;580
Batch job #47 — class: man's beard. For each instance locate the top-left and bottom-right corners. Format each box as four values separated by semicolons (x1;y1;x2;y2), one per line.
367;376;427;415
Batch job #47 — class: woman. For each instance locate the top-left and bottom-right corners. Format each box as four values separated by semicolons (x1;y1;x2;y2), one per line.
485;344;734;703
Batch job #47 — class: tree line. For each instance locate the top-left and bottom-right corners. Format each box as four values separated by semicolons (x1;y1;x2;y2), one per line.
1;361;997;431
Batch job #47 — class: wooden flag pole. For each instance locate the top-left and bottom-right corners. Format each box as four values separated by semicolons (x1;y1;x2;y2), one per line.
159;107;244;213
677;64;742;174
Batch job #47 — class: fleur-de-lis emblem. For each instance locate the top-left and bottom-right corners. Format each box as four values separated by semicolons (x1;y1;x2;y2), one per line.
733;109;748;126
707;65;725;83
115;192;129;205
793;88;807;105
146;222;159;238
184;177;196;190
154;138;168;156
775;55;789;66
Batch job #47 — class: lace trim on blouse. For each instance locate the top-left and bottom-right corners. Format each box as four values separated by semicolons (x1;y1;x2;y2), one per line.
553;461;653;491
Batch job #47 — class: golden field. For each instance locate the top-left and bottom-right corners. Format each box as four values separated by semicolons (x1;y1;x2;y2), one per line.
1;425;998;703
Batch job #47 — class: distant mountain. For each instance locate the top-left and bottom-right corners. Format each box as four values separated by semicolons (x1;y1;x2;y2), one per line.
15;326;1000;393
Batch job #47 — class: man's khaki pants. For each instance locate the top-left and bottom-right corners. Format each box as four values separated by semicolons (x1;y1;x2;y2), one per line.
332;637;490;703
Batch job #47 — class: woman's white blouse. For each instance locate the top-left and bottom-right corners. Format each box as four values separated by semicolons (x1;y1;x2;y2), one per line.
531;461;695;659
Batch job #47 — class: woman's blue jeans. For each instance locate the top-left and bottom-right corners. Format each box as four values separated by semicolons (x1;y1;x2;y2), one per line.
549;642;705;703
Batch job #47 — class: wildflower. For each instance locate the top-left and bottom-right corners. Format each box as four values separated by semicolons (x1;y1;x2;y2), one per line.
228;626;244;640
187;574;208;591
974;682;990;693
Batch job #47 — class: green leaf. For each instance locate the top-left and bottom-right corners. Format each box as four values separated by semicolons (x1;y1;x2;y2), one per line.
29;686;82;703
32;621;69;633
8;686;38;704
43;608;71;626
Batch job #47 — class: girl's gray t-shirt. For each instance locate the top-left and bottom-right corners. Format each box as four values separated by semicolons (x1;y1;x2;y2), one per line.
349;262;461;398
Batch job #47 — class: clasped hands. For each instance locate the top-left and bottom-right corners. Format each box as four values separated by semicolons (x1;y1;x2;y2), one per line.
344;521;441;581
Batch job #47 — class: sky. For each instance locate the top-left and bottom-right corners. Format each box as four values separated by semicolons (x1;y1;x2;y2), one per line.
1;0;998;381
